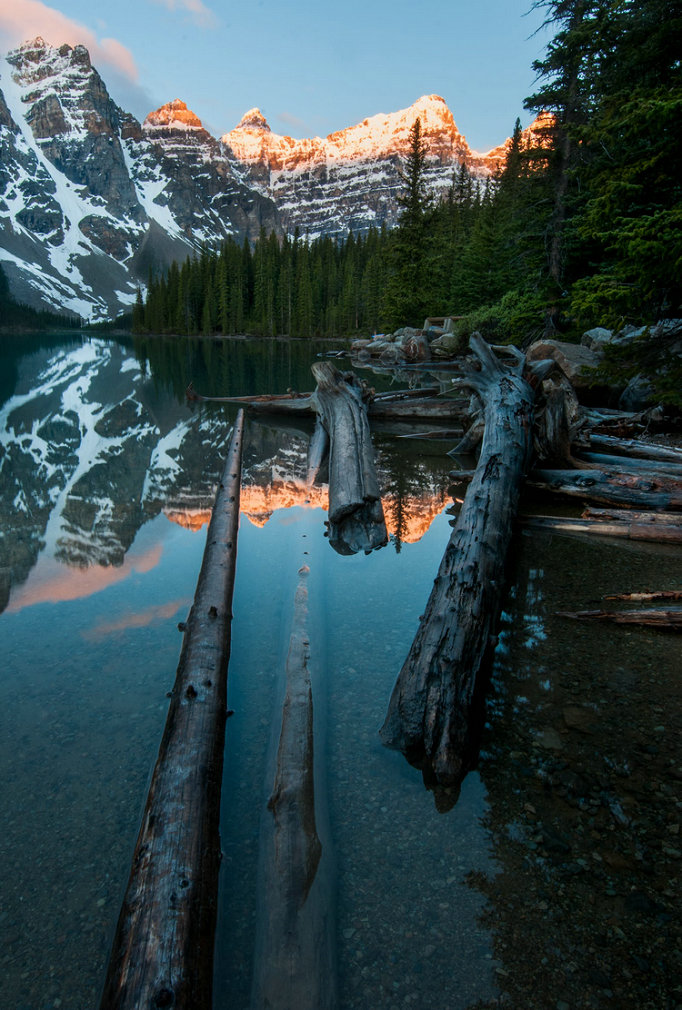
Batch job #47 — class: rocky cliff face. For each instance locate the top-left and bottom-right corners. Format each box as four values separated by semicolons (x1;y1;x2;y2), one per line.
1;36;538;321
0;39;279;320
221;94;508;239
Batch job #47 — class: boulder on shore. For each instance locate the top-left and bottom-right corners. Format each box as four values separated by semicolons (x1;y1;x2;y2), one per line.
526;338;601;390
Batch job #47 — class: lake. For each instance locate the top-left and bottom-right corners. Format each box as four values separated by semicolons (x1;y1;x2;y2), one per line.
1;334;679;1010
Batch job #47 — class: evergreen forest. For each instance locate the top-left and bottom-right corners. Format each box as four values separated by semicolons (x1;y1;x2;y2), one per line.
134;0;681;350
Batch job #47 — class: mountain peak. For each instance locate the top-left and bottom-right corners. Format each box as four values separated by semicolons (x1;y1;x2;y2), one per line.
234;108;271;132
144;99;204;131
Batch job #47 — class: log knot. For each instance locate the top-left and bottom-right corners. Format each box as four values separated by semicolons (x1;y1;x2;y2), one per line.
153;988;174;1008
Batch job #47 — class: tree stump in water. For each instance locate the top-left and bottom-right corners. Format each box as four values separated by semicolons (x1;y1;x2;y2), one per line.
380;335;546;791
310;361;387;555
99;412;244;1010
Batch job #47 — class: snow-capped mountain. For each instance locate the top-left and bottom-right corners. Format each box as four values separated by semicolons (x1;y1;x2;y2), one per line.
0;36;534;322
0;39;279;321
221;94;507;239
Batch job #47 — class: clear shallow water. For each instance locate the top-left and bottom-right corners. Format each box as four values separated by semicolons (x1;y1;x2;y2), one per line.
0;335;680;1010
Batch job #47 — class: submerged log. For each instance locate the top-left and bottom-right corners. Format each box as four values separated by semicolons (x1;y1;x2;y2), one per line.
603;590;682;602
526;468;682;510
311;362;387;555
251;564;336;1010
556;607;682;629
99;412;244;1010
380;335;543;788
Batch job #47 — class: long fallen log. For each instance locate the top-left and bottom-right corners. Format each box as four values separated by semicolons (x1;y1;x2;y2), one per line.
380;335;549;788
583;507;682;525
556;607;682;630
99;411;245;1010
186;383;468;422
311;362;387;555
526;468;682;510
573;450;682;478
521;515;682;544
251;564;336;1010
579;434;682;465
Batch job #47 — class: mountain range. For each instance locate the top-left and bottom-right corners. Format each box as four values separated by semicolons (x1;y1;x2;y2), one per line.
0;37;537;322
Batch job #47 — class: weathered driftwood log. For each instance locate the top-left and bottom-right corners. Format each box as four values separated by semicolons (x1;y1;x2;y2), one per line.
311;361;387;555
186;382;468;422
526;468;682;510
521;515;682;544
573;450;682;478
380;335;548;788
556;607;682;629
99;411;244;1010
582;404;666;436
578;434;682;465
583;507;682;525
251;564;336;1010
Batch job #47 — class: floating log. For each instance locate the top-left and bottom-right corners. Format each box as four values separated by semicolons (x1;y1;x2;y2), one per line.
583;507;682;525
381;335;547;788
573;450;682;478
311;362;387;555
186;382;468;422
99;412;245;1010
251;564;336;1010
396;428;464;440
526;468;682;510
579;434;682;465
521;515;682;544
556;607;682;630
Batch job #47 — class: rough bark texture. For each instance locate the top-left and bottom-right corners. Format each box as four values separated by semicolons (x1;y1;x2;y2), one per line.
579;434;682;465
310;362;387;555
380;335;536;787
573;451;682;478
527;468;682;510
99;412;245;1010
251;565;336;1010
584;508;682;526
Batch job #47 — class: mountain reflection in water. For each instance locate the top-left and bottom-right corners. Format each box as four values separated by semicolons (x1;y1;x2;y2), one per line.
0;335;679;1010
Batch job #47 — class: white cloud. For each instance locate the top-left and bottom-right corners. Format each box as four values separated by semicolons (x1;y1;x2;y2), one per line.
149;0;218;29
0;0;138;81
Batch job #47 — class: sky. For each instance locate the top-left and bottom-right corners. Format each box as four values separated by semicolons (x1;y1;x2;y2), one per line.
0;0;552;151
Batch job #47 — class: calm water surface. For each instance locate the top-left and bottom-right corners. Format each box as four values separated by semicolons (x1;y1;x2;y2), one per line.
0;335;679;1010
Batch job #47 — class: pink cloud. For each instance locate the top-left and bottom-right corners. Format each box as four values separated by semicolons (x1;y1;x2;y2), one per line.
0;0;138;81
150;0;217;29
